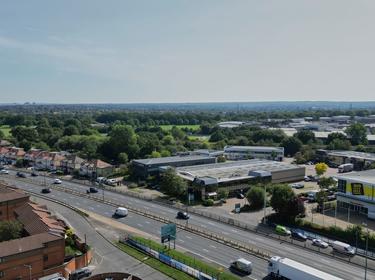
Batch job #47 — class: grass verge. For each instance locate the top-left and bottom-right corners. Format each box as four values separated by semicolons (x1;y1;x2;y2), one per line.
130;236;240;280
117;242;195;280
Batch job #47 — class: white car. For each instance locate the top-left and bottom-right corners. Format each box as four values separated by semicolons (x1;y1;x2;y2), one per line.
0;169;9;174
312;238;329;248
114;207;128;217
53;178;62;184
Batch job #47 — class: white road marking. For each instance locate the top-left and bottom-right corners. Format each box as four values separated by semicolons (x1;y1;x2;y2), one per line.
209;245;216;249
179;239;185;243
231;229;238;233
185;236;192;240
202;248;209;253
137;223;143;227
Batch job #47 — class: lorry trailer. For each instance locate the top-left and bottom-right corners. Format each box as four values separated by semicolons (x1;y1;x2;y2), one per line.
268;256;343;280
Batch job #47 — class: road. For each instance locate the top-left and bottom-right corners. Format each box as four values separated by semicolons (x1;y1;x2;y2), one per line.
28;195;171;280
1;172;374;280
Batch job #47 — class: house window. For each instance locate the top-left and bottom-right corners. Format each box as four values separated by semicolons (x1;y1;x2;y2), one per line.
43;255;48;262
0;271;4;278
338;180;347;193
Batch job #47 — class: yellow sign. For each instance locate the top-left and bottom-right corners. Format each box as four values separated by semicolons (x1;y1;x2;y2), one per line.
351;183;364;196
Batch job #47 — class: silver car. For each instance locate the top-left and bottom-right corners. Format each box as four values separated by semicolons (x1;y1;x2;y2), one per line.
312;238;329;248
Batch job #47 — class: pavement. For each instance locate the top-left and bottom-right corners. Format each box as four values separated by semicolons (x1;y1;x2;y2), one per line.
29;196;171;280
1;172;375;280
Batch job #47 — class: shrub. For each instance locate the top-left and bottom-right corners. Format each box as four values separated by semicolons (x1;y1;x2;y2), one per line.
202;199;214;206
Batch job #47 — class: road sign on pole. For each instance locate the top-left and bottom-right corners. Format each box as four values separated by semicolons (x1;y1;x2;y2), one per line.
235;203;241;213
161;223;176;244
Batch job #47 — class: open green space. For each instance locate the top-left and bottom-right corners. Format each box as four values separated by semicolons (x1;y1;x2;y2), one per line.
130;236;239;280
116;242;195;280
0;125;11;137
159;124;200;131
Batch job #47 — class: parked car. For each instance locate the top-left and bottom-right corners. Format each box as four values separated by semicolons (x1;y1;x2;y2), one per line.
41;188;51;194
275;225;291;236
87;187;98;193
236;192;245;199
304;176;311;182
31;172;38;177
53;178;62;184
0;169;9;174
96;176;107;183
16;172;27;178
106;178;117;186
69;268;92;280
289;183;304;189
113;207;128;217
312;238;329;248
291;230;307;241
176;211;190;220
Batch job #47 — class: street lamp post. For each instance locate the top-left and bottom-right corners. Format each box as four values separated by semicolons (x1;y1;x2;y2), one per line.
263;184;267;225
362;222;369;280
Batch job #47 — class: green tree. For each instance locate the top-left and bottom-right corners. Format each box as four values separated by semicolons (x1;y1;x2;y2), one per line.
281;137;302;156
160;168;187;197
327;138;351;150
217;189;229;200
150;151;161;158
246;186;265;210
63;125;80;136
315;162;328;176
0;220;23;242
346;123;368;145
270;184;304;220
294;130;316;144
0;129;4;140
319;177;337;189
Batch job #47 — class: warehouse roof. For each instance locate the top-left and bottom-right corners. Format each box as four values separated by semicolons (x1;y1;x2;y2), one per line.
335;169;375;185
133;155;215;166
326;150;375;161
224;145;284;152
177;159;303;183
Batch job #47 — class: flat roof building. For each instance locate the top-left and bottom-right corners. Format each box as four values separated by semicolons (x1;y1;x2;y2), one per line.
224;146;284;161
132;155;217;178
317;150;375;170
335;169;375;219
177;159;305;198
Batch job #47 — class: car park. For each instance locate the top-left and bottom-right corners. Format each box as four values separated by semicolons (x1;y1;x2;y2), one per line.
275;225;291;236
176;211;190;220
291;230;307;241
41;188;51;194
53;178;62;184
312;238;329;248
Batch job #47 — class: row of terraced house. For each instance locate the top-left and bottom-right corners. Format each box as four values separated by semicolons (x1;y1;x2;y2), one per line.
0;144;114;179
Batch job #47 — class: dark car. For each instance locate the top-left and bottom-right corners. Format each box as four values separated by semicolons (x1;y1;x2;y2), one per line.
16;172;26;178
291;230;308;241
41;188;51;194
31;172;39;177
176;211;190;220
87;187;98;193
69;268;92;280
236;192;245;199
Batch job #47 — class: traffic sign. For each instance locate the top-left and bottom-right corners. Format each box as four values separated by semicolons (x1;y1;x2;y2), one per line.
161;223;176;243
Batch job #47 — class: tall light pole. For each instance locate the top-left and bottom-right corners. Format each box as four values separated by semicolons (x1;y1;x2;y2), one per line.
263;184;267;224
23;264;32;280
362;222;369;280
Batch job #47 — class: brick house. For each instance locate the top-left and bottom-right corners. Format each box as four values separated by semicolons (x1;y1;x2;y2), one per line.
24;149;43;166
60;155;85;175
79;159;114;178
4;147;25;165
35;152;66;171
0;187;29;221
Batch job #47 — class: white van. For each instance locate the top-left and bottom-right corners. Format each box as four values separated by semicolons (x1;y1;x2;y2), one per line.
332;241;355;255
230;258;252;274
114;207;128;217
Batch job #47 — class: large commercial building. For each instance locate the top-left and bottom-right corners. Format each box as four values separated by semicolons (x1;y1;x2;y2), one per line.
335;170;375;219
177;159;305;198
316;150;375;170
132;155;217;178
224;146;284;161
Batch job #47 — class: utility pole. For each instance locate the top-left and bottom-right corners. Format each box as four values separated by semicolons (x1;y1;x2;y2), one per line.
362;223;369;280
263;184;267;224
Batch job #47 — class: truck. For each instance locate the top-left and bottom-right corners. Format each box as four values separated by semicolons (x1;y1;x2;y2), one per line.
267;256;343;280
338;163;353;173
230;258;252;274
331;240;356;255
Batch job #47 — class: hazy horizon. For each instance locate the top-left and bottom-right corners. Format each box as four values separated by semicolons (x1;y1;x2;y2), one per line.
1;1;375;103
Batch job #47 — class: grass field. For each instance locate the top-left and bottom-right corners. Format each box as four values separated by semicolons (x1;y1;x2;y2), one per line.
0;125;11;137
159;124;200;131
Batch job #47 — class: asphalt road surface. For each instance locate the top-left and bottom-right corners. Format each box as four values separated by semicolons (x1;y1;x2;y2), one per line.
1;172;374;280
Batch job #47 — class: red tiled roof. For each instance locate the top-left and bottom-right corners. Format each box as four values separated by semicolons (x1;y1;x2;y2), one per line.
0;232;63;258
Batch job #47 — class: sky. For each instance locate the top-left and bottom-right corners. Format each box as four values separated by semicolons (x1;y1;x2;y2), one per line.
0;1;374;103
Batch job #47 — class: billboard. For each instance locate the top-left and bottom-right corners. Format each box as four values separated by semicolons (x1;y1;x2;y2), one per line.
161;223;176;243
351;183;364;195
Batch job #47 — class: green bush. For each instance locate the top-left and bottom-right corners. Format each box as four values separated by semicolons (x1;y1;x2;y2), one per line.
202;199;214;206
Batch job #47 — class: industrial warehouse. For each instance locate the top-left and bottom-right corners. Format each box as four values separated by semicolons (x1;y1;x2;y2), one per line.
176;159;305;199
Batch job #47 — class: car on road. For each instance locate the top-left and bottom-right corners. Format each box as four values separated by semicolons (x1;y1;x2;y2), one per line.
16;172;27;178
69;267;92;280
176;211;190;220
41;188;51;194
275;225;291;236
31;172;38;177
0;169;9;174
291;230;307;241
312;238;329;248
53;178;62;184
113;207;128;217
230;258;252;275
87;187;98;193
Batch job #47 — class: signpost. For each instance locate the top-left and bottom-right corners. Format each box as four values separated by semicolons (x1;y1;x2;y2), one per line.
161;223;176;249
235;203;241;214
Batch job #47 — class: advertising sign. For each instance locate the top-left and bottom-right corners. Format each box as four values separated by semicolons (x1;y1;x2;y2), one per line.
351;183;364;195
161;223;176;243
